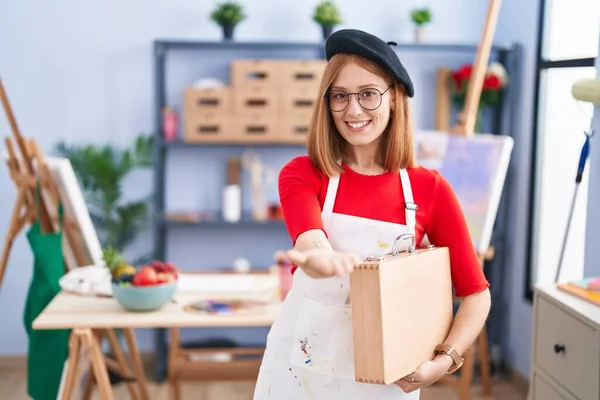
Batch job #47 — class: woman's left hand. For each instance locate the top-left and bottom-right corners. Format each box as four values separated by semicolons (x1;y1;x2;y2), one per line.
394;359;448;393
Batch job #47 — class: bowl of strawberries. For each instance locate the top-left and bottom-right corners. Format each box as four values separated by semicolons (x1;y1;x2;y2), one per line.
109;258;180;312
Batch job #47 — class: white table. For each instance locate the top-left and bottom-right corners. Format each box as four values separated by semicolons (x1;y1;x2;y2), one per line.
33;271;283;400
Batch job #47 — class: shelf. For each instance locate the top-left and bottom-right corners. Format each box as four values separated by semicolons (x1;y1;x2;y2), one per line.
160;212;285;227
151;35;523;382
155;40;324;51
154;39;516;53
161;139;306;148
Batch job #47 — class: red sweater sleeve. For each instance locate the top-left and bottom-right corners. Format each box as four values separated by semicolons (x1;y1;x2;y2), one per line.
278;156;326;244
426;172;490;297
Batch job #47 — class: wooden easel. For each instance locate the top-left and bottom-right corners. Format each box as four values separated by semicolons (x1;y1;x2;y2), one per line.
451;0;502;137
0;79;86;289
433;0;502;399
0;78;150;400
60;327;149;400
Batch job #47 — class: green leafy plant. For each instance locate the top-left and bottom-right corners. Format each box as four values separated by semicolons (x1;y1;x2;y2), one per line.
411;7;432;26
313;1;343;26
53;134;154;263
210;1;246;26
102;245;125;270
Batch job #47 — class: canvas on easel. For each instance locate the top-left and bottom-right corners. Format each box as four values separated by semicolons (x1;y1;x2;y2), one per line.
414;130;514;254
42;157;104;270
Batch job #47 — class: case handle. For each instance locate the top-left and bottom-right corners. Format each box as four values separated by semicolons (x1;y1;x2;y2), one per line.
364;233;417;262
392;233;416;255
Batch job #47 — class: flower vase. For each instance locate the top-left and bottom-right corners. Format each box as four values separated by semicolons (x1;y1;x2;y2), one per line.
414;25;426;43
474;109;483;133
162;107;178;142
222;24;235;41
322;25;333;40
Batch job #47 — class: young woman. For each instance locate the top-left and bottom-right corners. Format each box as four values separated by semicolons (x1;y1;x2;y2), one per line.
253;29;491;399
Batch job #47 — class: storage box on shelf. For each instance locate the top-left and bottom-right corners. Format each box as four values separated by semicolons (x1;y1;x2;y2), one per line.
182;59;326;145
280;111;313;142
230;59;284;89
232;88;281;116
280;59;326;89
232;114;282;144
183;87;233;143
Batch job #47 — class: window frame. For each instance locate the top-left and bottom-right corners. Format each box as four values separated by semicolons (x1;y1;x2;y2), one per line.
525;0;597;302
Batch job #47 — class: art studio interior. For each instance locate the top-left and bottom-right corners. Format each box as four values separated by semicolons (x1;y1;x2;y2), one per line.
1;1;599;399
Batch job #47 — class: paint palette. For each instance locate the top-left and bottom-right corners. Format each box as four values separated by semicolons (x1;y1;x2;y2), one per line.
184;298;269;315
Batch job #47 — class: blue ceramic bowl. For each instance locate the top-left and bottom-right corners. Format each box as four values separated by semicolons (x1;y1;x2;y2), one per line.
112;281;177;312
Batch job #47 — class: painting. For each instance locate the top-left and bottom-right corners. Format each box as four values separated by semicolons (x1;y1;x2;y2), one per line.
414;130;514;254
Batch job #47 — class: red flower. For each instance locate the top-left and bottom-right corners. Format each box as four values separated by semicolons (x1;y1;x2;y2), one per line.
451;64;472;91
483;75;501;90
451;63;506;111
458;65;472;79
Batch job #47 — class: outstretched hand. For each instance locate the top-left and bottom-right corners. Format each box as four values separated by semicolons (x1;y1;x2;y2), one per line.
274;248;361;279
394;360;448;393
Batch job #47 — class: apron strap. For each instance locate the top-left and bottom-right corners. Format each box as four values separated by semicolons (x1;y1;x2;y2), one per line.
399;169;417;235
323;176;340;214
324;166;417;234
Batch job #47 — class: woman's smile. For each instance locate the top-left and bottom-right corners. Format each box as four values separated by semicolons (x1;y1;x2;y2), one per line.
345;120;372;132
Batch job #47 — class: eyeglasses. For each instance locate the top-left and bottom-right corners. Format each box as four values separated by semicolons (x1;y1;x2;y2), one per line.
324;86;391;112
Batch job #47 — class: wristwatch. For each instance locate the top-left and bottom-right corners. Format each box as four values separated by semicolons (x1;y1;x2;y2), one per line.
434;344;464;374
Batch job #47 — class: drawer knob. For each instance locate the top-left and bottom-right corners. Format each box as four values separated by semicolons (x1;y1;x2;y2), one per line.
553;344;566;354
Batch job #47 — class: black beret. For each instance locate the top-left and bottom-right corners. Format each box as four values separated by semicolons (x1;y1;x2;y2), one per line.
325;29;414;98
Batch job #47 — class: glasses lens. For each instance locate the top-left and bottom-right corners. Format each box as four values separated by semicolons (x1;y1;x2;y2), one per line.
358;89;382;110
327;90;349;111
326;89;383;111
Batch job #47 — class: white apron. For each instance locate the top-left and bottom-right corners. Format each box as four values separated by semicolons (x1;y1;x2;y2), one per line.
254;169;421;400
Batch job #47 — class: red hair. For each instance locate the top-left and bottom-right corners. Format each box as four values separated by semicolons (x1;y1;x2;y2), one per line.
306;53;416;177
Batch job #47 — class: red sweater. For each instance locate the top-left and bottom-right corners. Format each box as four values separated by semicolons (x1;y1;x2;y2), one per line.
278;156;489;298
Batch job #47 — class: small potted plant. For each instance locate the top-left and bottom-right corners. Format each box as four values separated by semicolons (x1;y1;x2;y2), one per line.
410;7;432;43
313;1;343;40
210;1;246;41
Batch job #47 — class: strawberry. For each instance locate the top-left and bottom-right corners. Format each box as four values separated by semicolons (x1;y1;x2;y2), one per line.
133;266;158;286
151;260;166;273
164;262;179;276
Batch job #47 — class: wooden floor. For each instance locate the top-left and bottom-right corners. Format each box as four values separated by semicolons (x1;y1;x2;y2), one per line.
0;358;528;400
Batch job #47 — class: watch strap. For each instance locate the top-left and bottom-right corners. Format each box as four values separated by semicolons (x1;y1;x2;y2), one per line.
434;344;464;374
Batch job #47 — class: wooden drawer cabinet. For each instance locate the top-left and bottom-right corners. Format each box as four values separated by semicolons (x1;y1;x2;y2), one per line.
532;371;577;400
530;284;600;400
